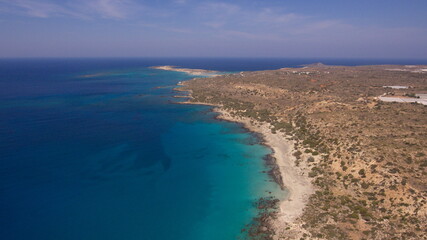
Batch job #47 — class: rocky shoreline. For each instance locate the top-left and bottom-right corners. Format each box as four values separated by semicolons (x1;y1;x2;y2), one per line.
177;64;427;239
212;107;315;240
173;83;315;239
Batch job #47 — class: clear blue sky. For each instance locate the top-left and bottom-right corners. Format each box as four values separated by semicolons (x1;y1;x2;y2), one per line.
1;0;426;58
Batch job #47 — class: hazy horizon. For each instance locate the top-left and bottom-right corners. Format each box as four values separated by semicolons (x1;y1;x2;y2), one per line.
1;57;427;61
1;0;426;59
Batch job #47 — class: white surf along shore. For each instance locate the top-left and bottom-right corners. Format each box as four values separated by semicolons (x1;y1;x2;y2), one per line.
156;66;315;237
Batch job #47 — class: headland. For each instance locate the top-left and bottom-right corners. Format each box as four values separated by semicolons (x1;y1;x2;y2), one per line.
175;64;427;240
151;65;221;77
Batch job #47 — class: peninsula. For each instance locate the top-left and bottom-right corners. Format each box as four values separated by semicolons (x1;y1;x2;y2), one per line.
178;64;427;240
151;65;221;77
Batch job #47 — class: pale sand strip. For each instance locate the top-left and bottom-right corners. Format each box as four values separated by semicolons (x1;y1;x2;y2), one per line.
151;66;221;77
175;74;314;238
213;108;314;239
378;96;427;105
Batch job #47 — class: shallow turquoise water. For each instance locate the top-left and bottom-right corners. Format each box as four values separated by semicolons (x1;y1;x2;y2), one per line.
0;59;283;240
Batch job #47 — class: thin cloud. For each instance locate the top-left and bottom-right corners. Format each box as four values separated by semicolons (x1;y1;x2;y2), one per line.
173;0;187;4
292;20;348;35
0;0;142;19
0;0;71;18
85;0;136;19
197;3;308;35
197;2;242;32
256;8;306;24
198;2;240;17
164;27;193;34
222;30;282;41
203;20;226;29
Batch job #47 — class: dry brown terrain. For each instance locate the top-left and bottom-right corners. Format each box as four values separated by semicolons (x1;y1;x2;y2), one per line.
181;64;427;240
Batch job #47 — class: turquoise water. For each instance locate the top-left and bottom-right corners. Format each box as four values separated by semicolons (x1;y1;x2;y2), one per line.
0;59;283;240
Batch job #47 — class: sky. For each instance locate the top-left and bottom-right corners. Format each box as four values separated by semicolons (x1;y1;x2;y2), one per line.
0;0;427;58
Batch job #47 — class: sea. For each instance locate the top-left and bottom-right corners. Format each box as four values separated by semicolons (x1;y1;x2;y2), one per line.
1;58;426;240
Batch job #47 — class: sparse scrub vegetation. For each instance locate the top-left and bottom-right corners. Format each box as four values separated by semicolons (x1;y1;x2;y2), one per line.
182;64;427;240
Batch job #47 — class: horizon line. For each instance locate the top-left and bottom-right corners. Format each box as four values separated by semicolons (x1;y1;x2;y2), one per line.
1;56;427;60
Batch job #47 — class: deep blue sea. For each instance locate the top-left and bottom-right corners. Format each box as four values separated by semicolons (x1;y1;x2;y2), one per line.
1;58;426;240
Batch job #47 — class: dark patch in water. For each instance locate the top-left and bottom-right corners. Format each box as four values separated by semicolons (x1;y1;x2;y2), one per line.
241;197;280;240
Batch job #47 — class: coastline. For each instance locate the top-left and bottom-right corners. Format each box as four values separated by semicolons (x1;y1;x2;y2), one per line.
170;69;315;239
151;65;222;77
167;64;427;239
212;107;314;239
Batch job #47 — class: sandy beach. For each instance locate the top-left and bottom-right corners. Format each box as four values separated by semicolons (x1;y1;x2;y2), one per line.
173;69;315;238
151;65;221;77
177;64;427;239
212;108;314;239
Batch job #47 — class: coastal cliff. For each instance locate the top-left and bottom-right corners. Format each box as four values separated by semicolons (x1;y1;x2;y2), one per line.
180;65;427;240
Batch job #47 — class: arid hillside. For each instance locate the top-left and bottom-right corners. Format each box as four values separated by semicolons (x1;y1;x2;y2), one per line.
182;65;427;240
